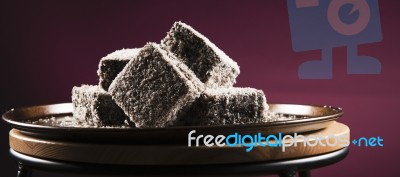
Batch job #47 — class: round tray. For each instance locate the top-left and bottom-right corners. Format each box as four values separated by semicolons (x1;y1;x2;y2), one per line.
9;122;349;165
2;103;343;144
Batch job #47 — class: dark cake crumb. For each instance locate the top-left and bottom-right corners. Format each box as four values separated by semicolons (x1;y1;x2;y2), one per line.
108;43;204;128
184;87;269;126
161;21;240;88
72;85;132;127
97;48;140;90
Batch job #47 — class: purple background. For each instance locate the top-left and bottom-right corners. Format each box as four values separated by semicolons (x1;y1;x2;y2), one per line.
1;0;399;176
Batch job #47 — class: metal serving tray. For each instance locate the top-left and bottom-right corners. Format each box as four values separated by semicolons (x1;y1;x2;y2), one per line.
2;103;343;144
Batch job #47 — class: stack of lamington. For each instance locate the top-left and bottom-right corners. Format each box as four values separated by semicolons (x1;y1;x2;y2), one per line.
72;22;269;128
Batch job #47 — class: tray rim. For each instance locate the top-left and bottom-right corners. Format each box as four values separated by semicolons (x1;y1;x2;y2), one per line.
2;102;344;133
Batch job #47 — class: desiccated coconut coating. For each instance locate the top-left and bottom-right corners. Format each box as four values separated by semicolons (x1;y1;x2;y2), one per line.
161;21;240;88
97;48;140;90
108;43;204;128
71;85;132;127
184;87;269;126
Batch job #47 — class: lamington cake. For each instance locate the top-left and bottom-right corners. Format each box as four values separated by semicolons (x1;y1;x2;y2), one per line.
97;48;140;90
161;21;240;88
72;85;131;127
184;87;268;126
108;43;204;128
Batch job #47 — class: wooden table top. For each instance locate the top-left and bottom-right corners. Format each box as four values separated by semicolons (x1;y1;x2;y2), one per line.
9;121;349;165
